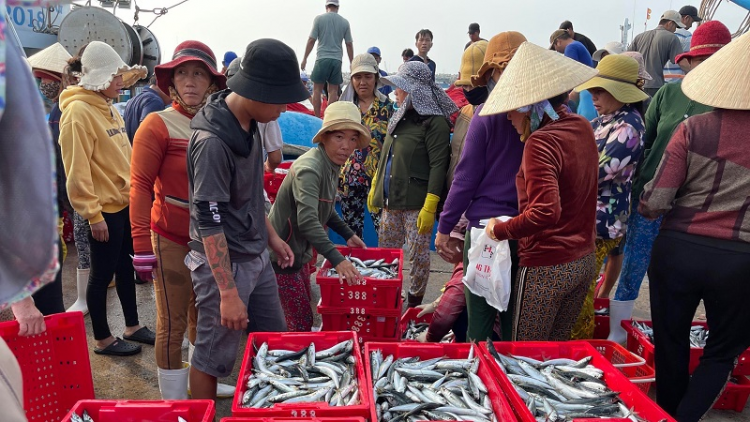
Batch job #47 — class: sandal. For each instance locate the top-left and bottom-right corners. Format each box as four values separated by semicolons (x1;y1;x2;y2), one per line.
123;326;156;345
94;338;142;356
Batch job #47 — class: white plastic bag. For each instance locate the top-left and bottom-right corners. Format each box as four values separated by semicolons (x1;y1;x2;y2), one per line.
463;222;512;312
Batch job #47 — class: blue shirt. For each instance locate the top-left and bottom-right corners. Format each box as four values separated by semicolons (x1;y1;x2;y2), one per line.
378;69;393;96
124;87;168;143
408;55;436;81
577;90;598;122
564;41;593;68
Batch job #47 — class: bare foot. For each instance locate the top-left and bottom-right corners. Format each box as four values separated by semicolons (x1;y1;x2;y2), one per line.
123;325;144;337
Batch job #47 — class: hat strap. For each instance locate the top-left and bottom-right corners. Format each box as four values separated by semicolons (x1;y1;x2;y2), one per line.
173;48;217;69
690;43;725;51
598;74;638;86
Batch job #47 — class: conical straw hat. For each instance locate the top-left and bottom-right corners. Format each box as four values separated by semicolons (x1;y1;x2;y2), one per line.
682;31;750;110
28;43;72;75
480;41;598;116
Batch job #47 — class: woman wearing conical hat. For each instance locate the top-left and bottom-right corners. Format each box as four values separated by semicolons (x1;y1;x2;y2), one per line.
639;31;750;422
481;42;600;341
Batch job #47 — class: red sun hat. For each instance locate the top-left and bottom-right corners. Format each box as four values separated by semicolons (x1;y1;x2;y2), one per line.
154;40;227;94
675;20;732;63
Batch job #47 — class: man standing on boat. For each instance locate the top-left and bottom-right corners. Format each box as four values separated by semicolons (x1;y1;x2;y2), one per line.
300;0;354;117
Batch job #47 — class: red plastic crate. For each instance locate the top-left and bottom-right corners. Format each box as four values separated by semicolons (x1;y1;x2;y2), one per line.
62;400;215;421
480;341;675;422
231;331;370;419
398;307;431;342
316;247;404;309
264;161;293;204
222;418;366;422
317;298;402;342
714;376;750;412
586;340;655;393
594;297;610;339
0;312;94;422
363;342;517;422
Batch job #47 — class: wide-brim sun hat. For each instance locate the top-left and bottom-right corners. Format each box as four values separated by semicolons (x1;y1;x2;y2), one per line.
311;101;371;149
675;20;732;63
381;61;459;118
226;57;241;79
228;38;310;104
28;42;71;79
155;40;227;94
455;40;488;87
619;51;652;81
350;53;378;75
77;41;147;91
575;54;649;103
472;32;527;87
480;41;598;116
682;31;750;110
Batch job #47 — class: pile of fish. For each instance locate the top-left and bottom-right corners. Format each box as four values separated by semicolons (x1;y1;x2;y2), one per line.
370;345;498;422
323;256;400;280
401;319;454;343
485;341;643;421
70;412;186;422
239;340;361;408
632;320;709;348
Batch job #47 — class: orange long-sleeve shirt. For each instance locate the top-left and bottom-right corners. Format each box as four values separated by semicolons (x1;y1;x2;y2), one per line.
130;103;192;254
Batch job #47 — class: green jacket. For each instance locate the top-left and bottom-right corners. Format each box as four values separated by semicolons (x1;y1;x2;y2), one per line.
269;146;354;274
631;82;712;202
371;110;451;210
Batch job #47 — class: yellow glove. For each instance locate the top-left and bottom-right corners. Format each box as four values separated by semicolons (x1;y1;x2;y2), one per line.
367;173;380;213
416;193;440;235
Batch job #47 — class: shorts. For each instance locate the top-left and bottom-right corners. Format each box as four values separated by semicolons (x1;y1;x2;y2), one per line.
185;249;287;378
311;58;343;85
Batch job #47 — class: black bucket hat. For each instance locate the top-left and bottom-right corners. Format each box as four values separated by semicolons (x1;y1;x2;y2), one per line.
227;39;310;104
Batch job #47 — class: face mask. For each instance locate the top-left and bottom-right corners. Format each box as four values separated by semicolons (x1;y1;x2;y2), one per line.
40;81;61;101
463;86;488;106
486;77;497;94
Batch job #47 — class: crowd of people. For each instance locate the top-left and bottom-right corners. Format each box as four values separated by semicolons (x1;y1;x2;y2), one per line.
1;1;749;422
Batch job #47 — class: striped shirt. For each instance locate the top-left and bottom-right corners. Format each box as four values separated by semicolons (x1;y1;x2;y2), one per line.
663;28;691;83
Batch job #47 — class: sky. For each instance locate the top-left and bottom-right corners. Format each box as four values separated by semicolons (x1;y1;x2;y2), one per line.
98;0;748;75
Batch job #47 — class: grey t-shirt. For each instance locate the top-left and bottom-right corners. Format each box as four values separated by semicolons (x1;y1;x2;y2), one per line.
629;27;684;90
310;12;353;61
188;123;268;261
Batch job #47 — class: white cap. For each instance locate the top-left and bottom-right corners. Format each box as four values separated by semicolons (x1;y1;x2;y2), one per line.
661;10;686;28
326;0;339;6
592;41;626;62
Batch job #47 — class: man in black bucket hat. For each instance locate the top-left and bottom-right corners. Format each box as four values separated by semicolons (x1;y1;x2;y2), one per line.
185;38;309;400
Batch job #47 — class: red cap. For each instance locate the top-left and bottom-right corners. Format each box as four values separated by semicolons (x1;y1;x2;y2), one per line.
675;20;732;63
154;40;226;94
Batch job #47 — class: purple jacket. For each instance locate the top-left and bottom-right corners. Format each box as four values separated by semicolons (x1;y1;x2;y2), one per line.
438;104;524;232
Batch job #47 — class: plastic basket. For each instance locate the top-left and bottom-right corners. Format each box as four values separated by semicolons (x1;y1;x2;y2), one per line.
398;307;431;342
264;161;292;204
0;312;94;422
364;342;517;422
62;400;215;421
480;341;675;422
317;298;402;343
586;340;655;393
222;418;366;422
231;331;370;419
316;247;404;309
593;297;610;339
714;376;750;412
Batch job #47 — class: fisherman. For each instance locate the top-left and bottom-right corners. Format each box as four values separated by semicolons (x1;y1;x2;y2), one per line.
628;10;685;96
300;0;354;117
123;74;171;142
185;39;308;400
663;5;703;83
465;22;487;49
409;29;437;81
559;20;597;56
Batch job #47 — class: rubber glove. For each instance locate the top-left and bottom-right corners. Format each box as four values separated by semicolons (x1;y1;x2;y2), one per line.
132;253;157;281
367;173;380;213
416;330;429;343
416;294;441;317
416;193;440;235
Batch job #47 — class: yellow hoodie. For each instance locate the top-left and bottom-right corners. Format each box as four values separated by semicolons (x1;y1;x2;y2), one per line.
59;86;131;225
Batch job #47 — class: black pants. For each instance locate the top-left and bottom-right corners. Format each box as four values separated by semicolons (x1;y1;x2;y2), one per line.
88;208;139;340
649;231;750;422
31;235;65;315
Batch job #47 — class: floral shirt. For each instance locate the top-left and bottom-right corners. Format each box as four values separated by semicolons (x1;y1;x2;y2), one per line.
339;96;394;196
592;104;645;240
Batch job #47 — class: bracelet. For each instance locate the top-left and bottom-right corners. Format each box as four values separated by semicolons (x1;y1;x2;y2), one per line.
488;225;499;242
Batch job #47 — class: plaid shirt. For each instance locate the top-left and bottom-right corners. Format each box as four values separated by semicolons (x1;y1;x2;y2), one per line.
640;109;750;243
427;263;466;342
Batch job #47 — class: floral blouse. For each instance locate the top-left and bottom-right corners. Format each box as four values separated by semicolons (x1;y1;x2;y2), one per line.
339;96;394;196
592;104;645;240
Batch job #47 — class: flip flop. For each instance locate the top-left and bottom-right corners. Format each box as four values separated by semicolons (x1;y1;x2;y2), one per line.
94;338;142;356
123;326;156;345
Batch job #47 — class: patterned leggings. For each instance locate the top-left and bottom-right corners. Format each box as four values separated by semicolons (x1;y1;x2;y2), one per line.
340;184;381;238
276;265;313;332
570;238;622;340
73;211;91;270
513;253;596;341
378;209;431;297
614;210;662;301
